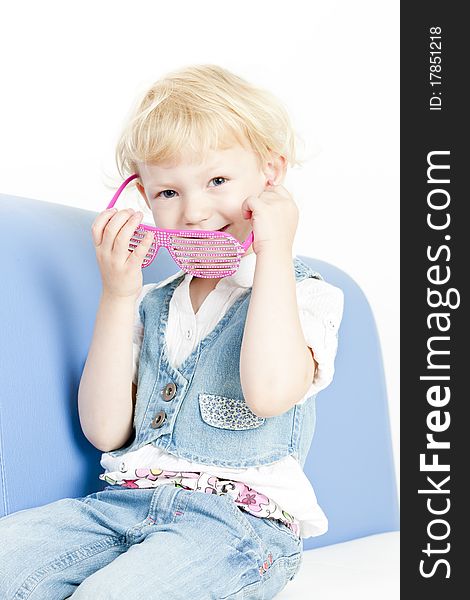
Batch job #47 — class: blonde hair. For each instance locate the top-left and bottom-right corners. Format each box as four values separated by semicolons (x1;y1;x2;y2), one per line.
115;64;303;180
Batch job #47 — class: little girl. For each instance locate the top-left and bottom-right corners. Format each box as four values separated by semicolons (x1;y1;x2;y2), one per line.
0;64;343;599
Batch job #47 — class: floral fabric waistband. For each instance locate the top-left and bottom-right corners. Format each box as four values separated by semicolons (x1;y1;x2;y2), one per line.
99;467;301;538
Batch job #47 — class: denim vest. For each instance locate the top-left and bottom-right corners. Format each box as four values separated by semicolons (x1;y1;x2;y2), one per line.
107;257;323;469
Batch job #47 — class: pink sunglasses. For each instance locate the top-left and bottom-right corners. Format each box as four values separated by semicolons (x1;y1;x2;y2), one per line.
106;174;254;278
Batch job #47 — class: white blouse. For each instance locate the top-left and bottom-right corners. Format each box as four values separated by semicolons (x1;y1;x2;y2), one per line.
101;252;344;538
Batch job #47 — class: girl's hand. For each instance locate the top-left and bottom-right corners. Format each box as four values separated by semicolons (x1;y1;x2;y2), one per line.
241;181;299;256
91;208;154;299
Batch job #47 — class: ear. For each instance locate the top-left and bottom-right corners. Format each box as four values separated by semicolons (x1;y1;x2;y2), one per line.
136;181;151;209
263;153;287;185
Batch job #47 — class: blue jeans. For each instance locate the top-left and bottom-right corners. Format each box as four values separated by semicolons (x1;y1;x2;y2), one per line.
0;485;302;599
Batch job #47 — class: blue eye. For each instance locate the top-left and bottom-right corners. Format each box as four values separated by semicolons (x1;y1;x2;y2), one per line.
210;177;227;186
156;177;227;199
159;190;177;199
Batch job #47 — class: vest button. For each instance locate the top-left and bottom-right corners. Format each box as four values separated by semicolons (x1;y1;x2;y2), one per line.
162;382;177;401
151;411;166;429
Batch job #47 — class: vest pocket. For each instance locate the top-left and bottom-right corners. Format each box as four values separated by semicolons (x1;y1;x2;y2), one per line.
198;393;265;430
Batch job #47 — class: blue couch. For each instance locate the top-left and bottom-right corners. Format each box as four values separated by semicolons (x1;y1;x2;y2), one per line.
0;193;399;552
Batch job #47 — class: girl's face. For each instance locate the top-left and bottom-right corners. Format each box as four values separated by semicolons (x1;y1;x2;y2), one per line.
136;143;274;257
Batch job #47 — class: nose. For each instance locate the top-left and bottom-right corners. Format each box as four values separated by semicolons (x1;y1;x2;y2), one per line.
182;193;213;228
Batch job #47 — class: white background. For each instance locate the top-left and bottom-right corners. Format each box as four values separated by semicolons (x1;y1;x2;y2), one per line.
1;1;399;494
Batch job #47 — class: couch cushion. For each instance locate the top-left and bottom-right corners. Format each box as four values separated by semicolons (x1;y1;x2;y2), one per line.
277;532;399;599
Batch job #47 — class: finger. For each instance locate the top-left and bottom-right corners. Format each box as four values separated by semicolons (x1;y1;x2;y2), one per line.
262;184;291;202
242;208;253;220
114;210;146;255
100;209;136;252
91;208;118;247
271;183;291;199
241;196;256;220
127;230;155;266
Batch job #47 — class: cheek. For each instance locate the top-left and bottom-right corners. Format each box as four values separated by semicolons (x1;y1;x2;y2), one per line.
150;203;176;227
223;197;245;218
239;174;266;198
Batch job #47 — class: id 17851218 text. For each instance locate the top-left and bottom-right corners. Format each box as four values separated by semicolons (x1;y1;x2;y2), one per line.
429;26;443;111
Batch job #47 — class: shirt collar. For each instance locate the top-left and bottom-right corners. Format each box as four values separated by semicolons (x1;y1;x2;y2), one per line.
180;249;296;290
221;251;257;288
224;248;298;288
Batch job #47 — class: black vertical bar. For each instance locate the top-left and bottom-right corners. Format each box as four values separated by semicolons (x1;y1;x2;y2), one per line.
401;2;466;596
